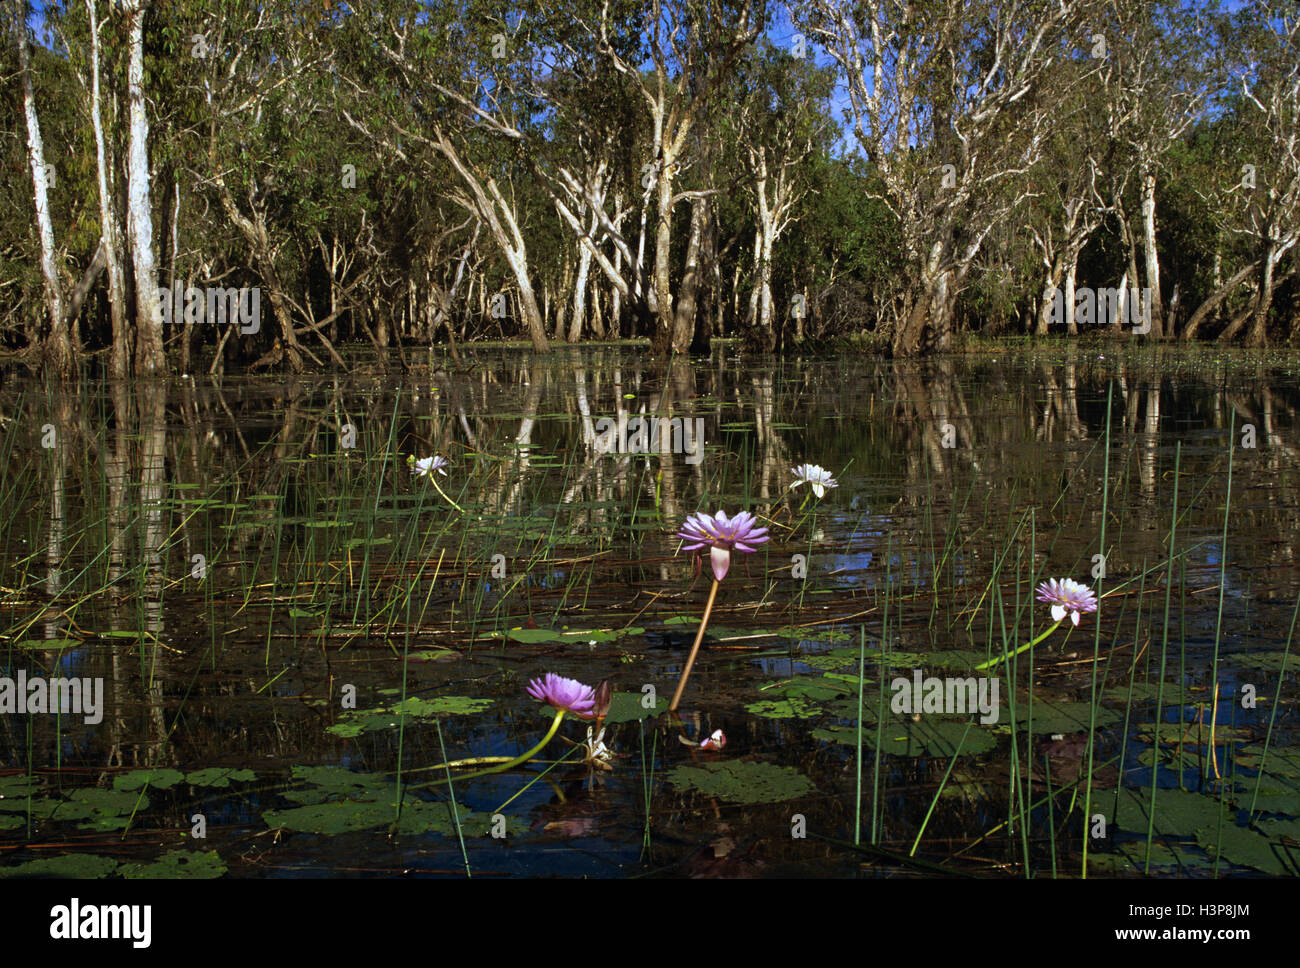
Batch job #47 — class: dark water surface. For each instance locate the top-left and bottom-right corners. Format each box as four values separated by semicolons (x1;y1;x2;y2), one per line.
1;345;1298;878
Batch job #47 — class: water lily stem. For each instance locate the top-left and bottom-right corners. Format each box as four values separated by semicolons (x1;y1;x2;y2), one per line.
431;477;465;513
423;709;567;786
670;579;720;712
975;620;1063;671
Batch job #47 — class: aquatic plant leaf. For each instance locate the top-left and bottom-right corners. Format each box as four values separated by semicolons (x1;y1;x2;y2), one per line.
16;638;80;650
604;691;669;723
503;628;562;643
121;850;227;879
0;774;44;798
185;768;256;788
113;769;186;792
775;627;851;642
812;718;996;757
759;678;853;701
326;696;493;737
1106;682;1198;704
1196;823;1291;875
411;649;460;662
0;854;118;878
265;799;395;834
281;766;390;804
265;797;498;836
745;697;824;719
666;760;814;804
1090;841;1195;874
1222;651;1296;673
0;814;22;830
1136;722;1252;745
1109;787;1229;835
1008;699;1119;733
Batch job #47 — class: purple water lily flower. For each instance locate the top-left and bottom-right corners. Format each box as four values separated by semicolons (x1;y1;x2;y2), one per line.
1036;578;1099;626
526;673;597;718
677;509;770;582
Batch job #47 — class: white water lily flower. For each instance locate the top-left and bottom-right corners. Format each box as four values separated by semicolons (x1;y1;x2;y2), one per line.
411;455;449;478
790;463;838;499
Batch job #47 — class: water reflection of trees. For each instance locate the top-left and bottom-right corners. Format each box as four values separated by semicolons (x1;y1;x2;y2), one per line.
6;349;1300;639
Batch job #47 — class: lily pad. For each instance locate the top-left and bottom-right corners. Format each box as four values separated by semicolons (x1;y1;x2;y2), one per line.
1008;699;1119;734
0;854;119;878
665;759;814;804
265;798;498;836
1108;787;1230;835
15;638;81;651
121;849;227;879
281;766;389;804
746;697;825;719
604;691;669;724
0;774;44;798
113;769;186;792
185;768;256;788
327;696;493;737
814;718;997;757
1196;822;1291;875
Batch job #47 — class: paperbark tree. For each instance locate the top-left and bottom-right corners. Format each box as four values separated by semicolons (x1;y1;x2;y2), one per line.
803;0;1086;355
11;0;73;374
123;0;166;375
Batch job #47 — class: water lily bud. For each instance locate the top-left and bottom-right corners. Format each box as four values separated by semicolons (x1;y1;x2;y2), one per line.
593;680;612;721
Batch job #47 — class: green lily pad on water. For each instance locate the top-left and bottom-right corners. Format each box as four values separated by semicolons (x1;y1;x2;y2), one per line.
0;854;119;878
113;769;186;792
1196;822;1292;875
281;766;389;804
15;638;80;651
0;774;44;798
326;695;493;737
1105;681;1198;704
775;627;851;642
1107;787;1230;835
497;626;644;644
265;798;499;837
1007;699;1119;734
604;691;669;724
746;696;825;720
666;760;814;804
1089;840;1198;874
1221;651;1296;673
814;718;997;757
121;849;227;879
185;768;256;788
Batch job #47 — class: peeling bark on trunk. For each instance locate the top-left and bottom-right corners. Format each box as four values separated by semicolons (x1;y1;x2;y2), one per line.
670;194;707;354
86;0;128;380
1140;167;1165;339
125;0;166;376
13;1;71;374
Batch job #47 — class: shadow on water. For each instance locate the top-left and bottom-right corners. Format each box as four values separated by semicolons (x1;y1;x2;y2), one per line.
1;344;1298;878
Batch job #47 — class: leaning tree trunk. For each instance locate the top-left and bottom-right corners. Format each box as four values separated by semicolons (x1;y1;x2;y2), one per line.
13;0;71;374
670;194;708;354
1245;244;1279;348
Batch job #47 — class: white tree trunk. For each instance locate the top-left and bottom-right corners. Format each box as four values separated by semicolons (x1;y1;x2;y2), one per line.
87;0;129;379
13;1;71;372
125;0;166;375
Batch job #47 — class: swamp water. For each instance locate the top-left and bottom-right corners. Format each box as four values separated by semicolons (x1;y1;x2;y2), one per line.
1;346;1297;878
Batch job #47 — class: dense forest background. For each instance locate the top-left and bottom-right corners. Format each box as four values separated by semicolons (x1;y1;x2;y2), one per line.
2;0;1297;376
